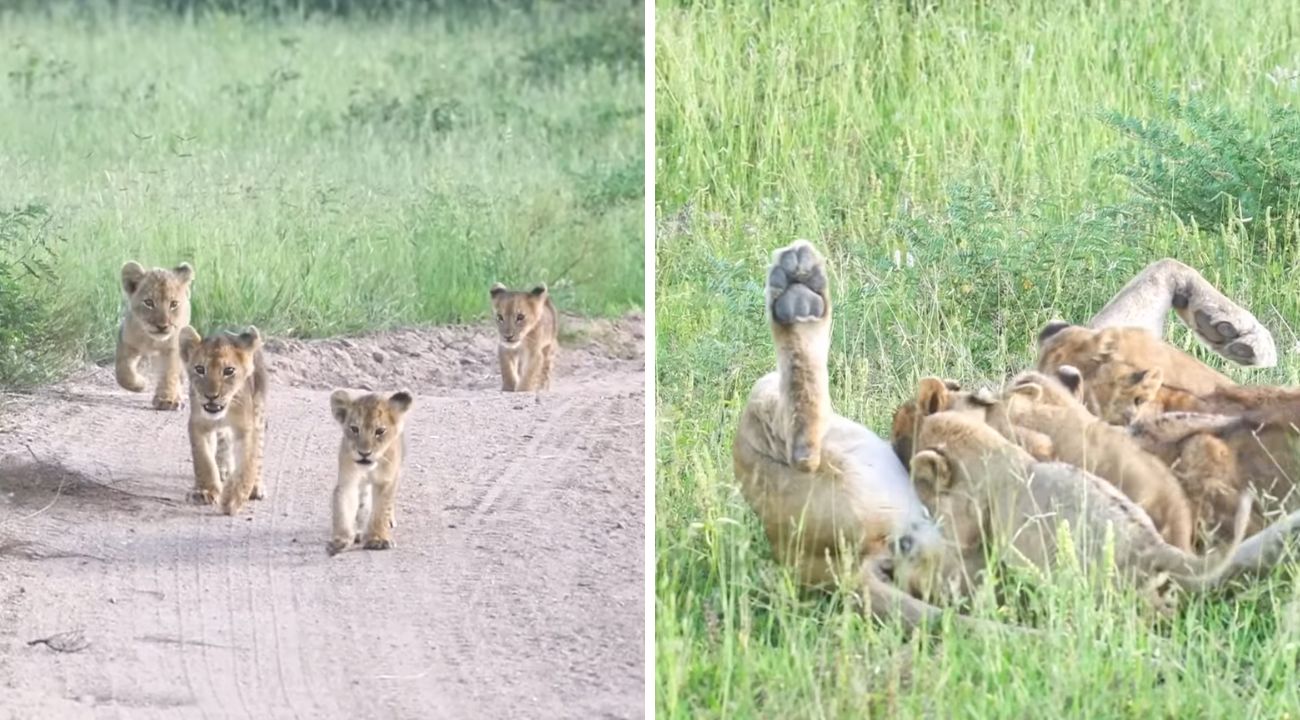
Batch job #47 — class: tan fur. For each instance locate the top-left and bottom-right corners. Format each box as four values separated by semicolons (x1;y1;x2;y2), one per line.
1037;325;1234;398
1089;357;1300;421
734;241;974;632
326;389;412;556
908;412;1264;614
179;326;268;514
490;283;558;392
892;373;1197;551
115;261;194;410
1129;409;1300;537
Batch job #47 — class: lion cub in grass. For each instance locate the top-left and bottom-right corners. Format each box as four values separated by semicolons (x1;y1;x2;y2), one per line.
490;283;557;392
116;261;194;410
179;326;268;514
327;389;413;556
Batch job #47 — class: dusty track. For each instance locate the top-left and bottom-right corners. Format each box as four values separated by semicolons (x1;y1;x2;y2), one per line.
0;317;645;719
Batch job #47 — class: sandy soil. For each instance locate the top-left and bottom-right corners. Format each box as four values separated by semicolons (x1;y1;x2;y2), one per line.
0;315;645;720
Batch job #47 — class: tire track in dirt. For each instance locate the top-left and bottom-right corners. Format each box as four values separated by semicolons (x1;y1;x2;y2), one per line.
0;322;644;719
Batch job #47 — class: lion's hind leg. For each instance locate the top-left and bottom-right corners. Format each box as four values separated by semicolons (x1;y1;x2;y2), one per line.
1089;258;1276;367
766;240;834;473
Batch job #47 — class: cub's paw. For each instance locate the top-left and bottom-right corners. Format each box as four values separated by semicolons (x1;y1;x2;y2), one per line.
152;395;181;411
187;488;219;505
767;240;829;325
353;533;362;544
120;377;147;393
363;538;394;551
326;538;351;557
219;494;246;516
248;485;266;501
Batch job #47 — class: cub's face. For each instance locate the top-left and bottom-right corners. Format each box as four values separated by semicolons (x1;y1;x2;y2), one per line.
489;283;548;347
330;390;413;466
180;327;262;420
890;377;994;468
1091;361;1163;425
122;261;193;338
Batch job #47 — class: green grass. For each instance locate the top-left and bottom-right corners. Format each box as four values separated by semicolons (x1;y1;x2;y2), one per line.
656;0;1300;716
0;0;643;386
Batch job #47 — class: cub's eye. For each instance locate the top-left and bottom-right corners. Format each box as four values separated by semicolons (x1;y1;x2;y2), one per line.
143;299;155;309
350;425;360;435
515;313;525;323
496;313;504;322
194;365;205;375
222;367;235;377
375;427;386;437
1133;397;1144;407
170;301;179;310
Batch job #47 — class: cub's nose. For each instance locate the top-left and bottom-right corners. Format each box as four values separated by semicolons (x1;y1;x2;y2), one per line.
154;323;171;333
204;392;219;401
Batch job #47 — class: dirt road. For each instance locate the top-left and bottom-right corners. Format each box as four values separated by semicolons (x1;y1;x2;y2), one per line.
0;317;645;719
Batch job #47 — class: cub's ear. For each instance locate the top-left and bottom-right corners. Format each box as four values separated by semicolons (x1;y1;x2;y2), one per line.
971;387;997;406
490;282;507;298
910;449;953;496
1010;382;1044;403
1038;320;1072;346
179;326;202;362
1056;365;1083;396
1130;366;1163;389
236;325;263;350
916;377;951;416
173;262;194;284
121;261;145;295
387;390;414;414
529;284;548;298
942;379;962;391
330;389;352;424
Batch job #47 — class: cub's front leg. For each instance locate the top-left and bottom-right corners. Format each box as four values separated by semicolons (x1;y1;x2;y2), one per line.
499;348;519;391
188;427;222;505
363;474;399;550
115;332;147;393
152;338;183;411
219;429;260;515
328;471;362;556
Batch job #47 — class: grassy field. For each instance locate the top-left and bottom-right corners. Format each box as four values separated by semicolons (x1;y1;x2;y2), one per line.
0;0;643;387
656;0;1300;717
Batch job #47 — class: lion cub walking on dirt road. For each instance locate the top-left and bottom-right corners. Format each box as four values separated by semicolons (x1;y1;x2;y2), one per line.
327;389;413;556
116;261;194;411
490;283;557;392
179;326;269;515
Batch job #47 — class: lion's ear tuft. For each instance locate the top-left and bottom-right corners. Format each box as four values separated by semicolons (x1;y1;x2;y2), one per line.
1038;320;1072;346
237;326;263;350
388;390;414;414
179;326;201;362
1056;365;1083;395
121;261;145;295
329;389;352;424
917;377;951;416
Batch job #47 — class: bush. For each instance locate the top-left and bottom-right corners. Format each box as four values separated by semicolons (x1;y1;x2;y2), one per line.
1102;92;1300;253
0;205;80;388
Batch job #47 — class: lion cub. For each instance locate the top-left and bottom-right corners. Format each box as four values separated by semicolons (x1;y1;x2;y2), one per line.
179;326;268;515
116;261;194;410
489;283;557;392
327;389;413;556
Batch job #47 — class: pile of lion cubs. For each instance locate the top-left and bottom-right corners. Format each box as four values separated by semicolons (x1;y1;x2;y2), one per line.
735;239;1300;630
114;261;558;556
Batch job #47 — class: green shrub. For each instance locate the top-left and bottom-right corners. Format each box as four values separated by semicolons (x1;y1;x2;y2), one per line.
0;205;81;388
1103;92;1300;253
